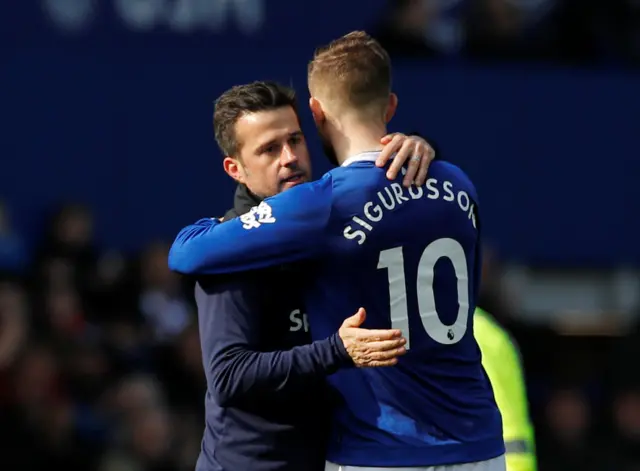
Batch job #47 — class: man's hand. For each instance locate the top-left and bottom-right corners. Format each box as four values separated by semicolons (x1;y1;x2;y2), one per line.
376;133;435;187
339;308;407;368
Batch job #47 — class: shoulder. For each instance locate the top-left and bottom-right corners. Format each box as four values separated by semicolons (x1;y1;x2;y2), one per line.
430;161;478;200
431;161;474;182
325;163;384;198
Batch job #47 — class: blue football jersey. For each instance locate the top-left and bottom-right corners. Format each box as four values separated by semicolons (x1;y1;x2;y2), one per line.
169;153;504;467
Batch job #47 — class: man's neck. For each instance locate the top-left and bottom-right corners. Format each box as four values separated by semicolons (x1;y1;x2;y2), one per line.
330;119;387;166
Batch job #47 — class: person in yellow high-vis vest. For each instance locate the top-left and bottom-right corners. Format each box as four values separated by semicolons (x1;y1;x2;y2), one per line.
475;308;537;471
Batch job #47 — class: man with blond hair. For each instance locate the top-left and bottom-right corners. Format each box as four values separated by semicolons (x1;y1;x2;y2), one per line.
170;32;505;471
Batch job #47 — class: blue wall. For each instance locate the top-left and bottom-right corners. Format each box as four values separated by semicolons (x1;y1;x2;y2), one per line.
2;0;639;265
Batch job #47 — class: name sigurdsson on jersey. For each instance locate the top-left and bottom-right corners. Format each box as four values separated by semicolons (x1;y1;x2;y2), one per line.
343;178;477;245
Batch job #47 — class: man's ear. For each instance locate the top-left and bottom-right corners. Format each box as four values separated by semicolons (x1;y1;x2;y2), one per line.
309;97;326;126
223;157;245;184
385;93;398;123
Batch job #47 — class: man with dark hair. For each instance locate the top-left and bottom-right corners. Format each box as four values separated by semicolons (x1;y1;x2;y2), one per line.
170;79;435;471
213;81;298;156
170;32;505;471
213;81;312;199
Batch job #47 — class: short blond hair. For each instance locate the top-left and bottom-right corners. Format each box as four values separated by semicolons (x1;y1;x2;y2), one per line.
308;31;391;115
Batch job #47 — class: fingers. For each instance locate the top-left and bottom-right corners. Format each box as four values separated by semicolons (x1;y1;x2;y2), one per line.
376;134;404;168
378;134;435;186
351;340;407;368
361;358;401;367
340;325;408;367
361;347;407;367
365;338;407;352
400;140;435;187
354;328;402;341
402;141;422;187
386;137;412;180
379;133;396;146
414;145;434;186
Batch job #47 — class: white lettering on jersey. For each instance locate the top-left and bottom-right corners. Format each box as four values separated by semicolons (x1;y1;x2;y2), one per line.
240;201;276;229
344;178;477;245
343;225;366;245
289;309;309;332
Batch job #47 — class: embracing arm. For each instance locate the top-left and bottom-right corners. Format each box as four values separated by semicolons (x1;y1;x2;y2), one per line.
168;133;436;276
168;176;334;275
201;283;406;406
198;280;352;406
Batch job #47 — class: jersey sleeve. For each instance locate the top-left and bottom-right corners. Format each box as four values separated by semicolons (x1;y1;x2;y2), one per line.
168;176;334;275
474;309;537;471
196;281;352;407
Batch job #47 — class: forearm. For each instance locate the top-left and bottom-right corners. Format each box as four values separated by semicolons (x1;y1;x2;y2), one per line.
210;332;352;406
170;180;333;275
169;218;222;274
169;217;316;275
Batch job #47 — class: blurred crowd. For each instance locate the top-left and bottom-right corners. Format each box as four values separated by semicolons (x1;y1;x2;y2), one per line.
375;0;640;66
0;201;204;471
0;198;639;471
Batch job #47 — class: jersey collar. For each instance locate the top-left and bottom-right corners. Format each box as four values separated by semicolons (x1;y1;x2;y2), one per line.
341;151;383;167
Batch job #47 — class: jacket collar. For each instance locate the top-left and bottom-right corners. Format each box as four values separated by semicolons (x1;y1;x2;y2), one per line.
223;184;263;220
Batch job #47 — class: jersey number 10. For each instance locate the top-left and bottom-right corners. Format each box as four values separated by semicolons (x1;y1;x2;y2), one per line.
377;238;470;349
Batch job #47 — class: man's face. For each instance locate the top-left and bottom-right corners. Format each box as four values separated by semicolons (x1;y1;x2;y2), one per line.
226;107;312;198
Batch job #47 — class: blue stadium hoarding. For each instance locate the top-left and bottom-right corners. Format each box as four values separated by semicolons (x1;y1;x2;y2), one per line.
1;0;639;265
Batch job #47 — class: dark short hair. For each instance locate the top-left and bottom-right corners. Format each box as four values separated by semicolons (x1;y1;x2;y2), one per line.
213;81;298;157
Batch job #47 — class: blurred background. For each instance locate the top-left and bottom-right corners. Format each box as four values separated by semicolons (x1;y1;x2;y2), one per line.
1;0;640;470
